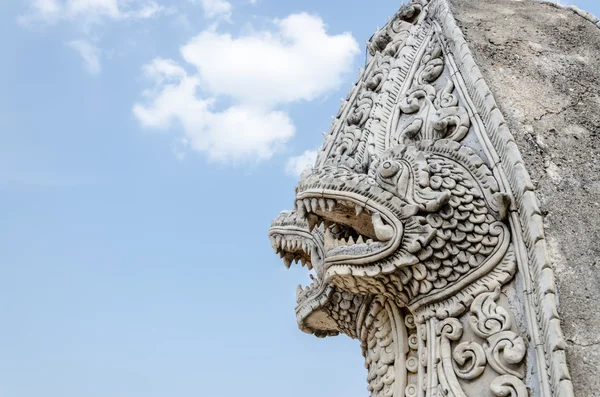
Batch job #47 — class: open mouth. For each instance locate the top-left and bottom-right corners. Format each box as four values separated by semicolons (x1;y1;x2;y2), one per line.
268;222;325;304
294;193;402;265
270;232;317;270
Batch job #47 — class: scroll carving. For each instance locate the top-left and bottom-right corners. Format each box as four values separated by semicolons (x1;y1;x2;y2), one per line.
452;341;487;380
490;375;528;397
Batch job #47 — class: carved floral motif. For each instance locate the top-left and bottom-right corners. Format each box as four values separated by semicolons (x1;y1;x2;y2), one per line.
389;40;470;146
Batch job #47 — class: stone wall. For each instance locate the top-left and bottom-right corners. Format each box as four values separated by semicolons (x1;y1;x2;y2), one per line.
450;1;600;395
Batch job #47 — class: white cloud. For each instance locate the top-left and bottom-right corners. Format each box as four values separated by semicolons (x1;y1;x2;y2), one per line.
285;150;317;176
68;39;102;74
133;58;295;162
123;1;169;19
181;13;359;106
18;0;169;26
197;0;232;21
133;13;359;164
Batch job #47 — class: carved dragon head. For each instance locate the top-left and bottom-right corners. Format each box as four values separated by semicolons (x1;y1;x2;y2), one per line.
267;0;512;338
296;139;510;305
269;140;512;337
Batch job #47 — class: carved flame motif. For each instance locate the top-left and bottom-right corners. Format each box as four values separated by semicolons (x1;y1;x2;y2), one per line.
469;287;512;339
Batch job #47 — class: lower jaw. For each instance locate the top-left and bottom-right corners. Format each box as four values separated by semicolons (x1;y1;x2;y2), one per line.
295;284;334;325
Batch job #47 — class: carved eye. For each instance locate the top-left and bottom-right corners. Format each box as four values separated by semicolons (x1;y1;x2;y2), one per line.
379;161;400;178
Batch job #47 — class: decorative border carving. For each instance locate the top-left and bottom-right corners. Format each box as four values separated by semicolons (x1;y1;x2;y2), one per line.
429;1;574;396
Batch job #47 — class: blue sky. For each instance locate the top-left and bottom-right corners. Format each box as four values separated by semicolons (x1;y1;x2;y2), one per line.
0;1;597;396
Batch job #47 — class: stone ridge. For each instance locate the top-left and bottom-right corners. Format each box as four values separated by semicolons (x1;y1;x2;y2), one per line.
451;0;600;395
432;1;574;394
537;1;600;30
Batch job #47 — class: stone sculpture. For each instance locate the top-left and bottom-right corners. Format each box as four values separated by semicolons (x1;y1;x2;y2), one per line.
268;1;585;396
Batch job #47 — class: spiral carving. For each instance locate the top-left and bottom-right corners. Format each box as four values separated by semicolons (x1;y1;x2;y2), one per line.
452;341;487;380
490;375;528;397
485;331;526;379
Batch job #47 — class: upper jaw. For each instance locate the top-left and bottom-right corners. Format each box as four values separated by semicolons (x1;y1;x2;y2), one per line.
293;170;406;268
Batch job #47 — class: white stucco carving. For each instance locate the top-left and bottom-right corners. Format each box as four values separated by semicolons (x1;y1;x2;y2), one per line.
268;1;574;396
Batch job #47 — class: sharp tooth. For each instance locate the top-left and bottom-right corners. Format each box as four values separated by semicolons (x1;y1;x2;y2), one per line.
284;256;292;268
299;201;308;219
371;212;394;242
325;228;333;251
297;284;303;295
270;237;277;249
318;198;327;212
331;223;342;234
303;199;312;213
327;199;336;212
328;233;336;248
355;204;364;216
302;241;308;252
307;214;318;232
311;199;319;213
348;236;355;245
324;220;332;229
307;261;313;270
279;252;285;258
366;238;374;244
301;257;306;266
357;236;364;244
275;235;282;247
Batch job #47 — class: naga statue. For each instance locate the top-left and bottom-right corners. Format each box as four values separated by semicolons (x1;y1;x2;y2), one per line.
268;1;582;396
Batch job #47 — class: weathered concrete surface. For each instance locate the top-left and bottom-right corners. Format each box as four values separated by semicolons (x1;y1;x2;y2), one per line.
451;1;600;395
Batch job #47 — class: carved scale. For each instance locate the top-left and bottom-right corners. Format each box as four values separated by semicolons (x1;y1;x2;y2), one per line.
268;1;573;396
